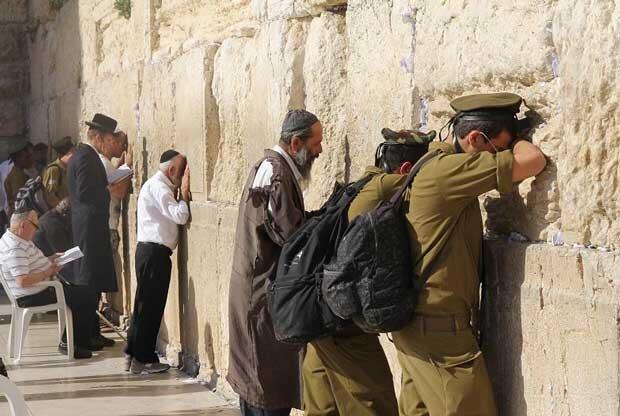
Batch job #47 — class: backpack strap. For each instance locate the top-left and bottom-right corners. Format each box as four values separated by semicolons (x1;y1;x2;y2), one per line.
339;175;374;208
389;149;441;205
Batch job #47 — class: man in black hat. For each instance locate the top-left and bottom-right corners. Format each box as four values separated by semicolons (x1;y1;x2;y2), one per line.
66;114;120;351
228;109;323;416
42;136;76;209
125;149;190;374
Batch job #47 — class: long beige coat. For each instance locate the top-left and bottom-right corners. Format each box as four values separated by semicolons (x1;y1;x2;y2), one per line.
227;149;306;410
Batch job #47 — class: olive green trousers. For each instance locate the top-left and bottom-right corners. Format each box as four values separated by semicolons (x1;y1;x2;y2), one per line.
302;331;398;416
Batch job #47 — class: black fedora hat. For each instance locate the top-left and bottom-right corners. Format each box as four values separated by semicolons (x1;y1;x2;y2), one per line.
85;113;120;134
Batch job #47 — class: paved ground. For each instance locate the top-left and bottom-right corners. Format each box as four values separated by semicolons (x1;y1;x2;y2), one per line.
0;294;240;416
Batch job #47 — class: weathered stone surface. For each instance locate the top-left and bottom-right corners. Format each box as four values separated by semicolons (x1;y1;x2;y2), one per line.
0;64;28;98
303;12;347;209
484;241;620;415
211;19;308;204
0;26;27;63
0;99;25;137
0;0;27;23
346;0;418;179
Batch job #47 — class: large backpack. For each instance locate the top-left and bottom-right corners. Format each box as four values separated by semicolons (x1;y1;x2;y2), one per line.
322;150;439;333
267;176;372;344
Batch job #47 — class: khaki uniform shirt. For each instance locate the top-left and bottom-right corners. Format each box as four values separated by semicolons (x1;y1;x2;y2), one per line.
407;142;513;317
4;167;28;214
348;166;406;221
42;159;68;202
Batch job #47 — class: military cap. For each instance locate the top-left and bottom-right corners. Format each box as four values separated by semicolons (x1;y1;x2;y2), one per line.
450;92;523;114
51;136;75;153
381;128;436;146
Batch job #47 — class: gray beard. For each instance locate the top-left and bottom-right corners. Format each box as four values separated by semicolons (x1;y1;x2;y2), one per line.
293;147;316;180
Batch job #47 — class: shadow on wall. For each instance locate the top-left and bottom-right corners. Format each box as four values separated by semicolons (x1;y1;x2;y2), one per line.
177;223;220;387
482;241;527;415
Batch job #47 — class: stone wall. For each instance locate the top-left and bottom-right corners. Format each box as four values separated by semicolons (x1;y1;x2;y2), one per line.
0;0;29;156
24;0;620;414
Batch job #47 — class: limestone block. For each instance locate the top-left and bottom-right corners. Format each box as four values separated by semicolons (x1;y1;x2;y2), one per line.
28;100;48;142
27;0;51;22
0;64;28;99
0;26;27;63
0;0;27;23
96;8;147;77
0;99;24;137
211;19;309;204
303;12;347;210
484;241;620;415
252;0;346;20
48;3;81;96
552;1;620;246
346;0;419;179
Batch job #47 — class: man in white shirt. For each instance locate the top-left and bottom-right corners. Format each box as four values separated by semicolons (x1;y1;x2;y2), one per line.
125;149;190;374
0;207;93;359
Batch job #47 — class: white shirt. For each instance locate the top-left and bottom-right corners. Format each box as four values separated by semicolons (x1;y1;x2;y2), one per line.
0;230;51;298
137;171;190;250
99;155;122;230
252;145;304;213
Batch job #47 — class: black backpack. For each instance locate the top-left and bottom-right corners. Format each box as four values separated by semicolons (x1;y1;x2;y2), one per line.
267;176;373;344
322;150;439;333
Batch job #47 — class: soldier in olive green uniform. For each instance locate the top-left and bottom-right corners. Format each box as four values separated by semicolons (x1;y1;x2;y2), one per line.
4;142;35;217
42;137;76;209
393;93;547;415
302;129;435;416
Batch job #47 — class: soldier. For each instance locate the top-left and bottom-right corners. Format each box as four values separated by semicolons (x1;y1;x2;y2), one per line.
42;136;76;209
4;142;35;217
393;93;547;415
303;129;435;416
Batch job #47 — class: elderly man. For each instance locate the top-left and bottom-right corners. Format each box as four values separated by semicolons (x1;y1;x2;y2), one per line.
125;149;190;374
99;131;132;320
67;113;119;350
42;136;76;209
0;205;93;359
228;109;323;416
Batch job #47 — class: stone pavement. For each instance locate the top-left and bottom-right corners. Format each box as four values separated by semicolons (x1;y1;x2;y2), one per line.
0;294;240;416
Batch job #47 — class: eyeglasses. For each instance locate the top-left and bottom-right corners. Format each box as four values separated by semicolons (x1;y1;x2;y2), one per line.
27;219;39;230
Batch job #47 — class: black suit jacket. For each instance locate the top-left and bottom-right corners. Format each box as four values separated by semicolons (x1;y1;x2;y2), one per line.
66;144;117;292
33;210;75;282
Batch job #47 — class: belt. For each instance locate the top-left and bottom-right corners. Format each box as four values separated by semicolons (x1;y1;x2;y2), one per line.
414;314;471;333
138;241;173;256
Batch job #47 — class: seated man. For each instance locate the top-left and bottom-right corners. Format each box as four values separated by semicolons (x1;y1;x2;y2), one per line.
0;206;92;359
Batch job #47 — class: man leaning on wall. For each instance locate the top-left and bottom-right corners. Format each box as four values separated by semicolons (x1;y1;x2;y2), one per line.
227;110;323;416
393;93;547;415
125;149;190;375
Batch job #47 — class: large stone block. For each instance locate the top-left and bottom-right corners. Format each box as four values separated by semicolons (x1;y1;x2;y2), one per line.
0;0;27;23
346;0;418;179
0;63;28;99
0;99;25;137
252;0;346;20
211;19;309;204
0;26;27;63
303;12;347;210
484;241;620;415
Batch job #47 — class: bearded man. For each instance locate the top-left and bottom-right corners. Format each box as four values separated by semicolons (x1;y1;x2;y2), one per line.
227;110;323;416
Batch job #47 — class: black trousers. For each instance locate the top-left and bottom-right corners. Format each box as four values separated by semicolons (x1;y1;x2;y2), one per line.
239;399;291;416
17;284;97;347
125;242;172;363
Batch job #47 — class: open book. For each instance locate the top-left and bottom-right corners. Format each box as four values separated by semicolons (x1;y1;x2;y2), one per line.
56;246;84;266
107;164;133;184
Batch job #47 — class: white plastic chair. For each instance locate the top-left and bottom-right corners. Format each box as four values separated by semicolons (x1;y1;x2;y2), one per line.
0;272;74;362
0;375;28;416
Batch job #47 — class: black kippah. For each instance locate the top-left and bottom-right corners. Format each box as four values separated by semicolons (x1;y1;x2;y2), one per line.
160;149;180;163
281;109;319;134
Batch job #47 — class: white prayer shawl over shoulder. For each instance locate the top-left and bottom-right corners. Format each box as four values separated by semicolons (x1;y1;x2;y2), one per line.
137;171;189;250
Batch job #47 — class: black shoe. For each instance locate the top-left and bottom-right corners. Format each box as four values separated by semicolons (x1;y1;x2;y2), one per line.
90;334;115;348
58;342;92;359
83;340;104;351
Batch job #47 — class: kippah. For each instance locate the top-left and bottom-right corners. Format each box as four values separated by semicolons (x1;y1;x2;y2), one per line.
160;149;180;163
281;109;319;134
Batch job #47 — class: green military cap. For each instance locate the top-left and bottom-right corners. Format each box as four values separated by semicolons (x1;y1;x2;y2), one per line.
51;136;75;153
450;92;523;114
380;128;437;146
8;141;30;158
